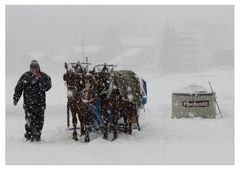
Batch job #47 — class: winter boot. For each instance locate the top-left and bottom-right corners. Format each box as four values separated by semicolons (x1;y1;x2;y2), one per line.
24;132;33;141
33;133;41;142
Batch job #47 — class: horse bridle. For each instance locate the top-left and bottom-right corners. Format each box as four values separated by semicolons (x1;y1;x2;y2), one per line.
65;72;80;99
80;74;95;103
98;74;110;96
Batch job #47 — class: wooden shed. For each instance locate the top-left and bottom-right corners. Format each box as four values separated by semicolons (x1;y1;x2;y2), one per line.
172;85;216;118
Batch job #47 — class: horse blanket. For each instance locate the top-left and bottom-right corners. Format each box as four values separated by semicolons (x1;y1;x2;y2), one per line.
113;70;141;104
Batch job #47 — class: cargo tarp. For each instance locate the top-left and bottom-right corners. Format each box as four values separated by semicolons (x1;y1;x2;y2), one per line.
113;70;141;104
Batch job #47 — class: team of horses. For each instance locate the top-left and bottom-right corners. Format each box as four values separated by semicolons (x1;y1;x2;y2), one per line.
63;61;142;142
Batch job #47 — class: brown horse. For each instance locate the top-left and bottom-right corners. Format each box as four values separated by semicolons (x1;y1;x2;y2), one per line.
121;100;137;134
94;67;141;140
112;70;142;133
93;64;122;141
110;78;136;135
63;62;88;141
94;68;111;140
79;72;96;142
108;85;122;140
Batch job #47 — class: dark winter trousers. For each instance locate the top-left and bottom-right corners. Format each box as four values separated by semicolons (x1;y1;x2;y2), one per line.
24;108;45;141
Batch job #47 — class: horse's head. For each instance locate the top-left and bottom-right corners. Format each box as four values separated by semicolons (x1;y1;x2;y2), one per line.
84;72;95;88
75;61;86;74
63;62;85;100
94;65;112;96
80;72;97;104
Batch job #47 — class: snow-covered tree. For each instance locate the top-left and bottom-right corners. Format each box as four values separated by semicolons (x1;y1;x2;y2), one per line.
159;22;180;73
99;24;124;61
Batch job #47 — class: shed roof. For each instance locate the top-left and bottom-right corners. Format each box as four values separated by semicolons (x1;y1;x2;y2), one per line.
173;84;212;95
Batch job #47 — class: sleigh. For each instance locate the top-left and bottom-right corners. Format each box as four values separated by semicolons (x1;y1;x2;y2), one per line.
66;68;147;132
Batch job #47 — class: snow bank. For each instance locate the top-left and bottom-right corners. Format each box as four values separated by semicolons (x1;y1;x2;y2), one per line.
5;68;234;164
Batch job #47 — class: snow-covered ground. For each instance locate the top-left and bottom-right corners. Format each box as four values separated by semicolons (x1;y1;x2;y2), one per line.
5;67;234;164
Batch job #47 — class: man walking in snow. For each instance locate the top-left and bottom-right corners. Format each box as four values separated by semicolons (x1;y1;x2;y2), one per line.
13;60;52;141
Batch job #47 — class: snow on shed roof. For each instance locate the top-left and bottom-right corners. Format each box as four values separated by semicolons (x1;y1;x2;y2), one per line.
173;84;212;94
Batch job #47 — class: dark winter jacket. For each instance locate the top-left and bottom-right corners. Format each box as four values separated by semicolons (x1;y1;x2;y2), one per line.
13;71;51;110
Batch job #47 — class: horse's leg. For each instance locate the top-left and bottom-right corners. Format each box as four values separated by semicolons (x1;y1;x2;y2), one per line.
80;114;85;137
122;102;128;133
71;104;78;141
136;114;141;131
112;102;119;141
76;104;85;137
102;99;109;140
135;106;141;131
123;114;128;133
84;107;90;143
127;103;133;135
77;110;85;137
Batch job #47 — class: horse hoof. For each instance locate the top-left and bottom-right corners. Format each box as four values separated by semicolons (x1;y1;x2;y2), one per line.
112;137;117;141
73;137;78;141
84;138;90;143
72;135;78;140
80;130;85;137
72;135;78;141
103;135;108;140
113;133;118;140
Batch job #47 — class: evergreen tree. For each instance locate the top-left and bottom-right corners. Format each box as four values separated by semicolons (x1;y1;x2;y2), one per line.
159;22;180;73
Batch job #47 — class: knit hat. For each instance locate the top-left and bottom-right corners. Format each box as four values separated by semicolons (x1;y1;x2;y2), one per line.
30;60;40;70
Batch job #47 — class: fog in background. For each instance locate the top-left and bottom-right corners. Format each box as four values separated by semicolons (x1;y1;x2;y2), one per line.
6;5;234;76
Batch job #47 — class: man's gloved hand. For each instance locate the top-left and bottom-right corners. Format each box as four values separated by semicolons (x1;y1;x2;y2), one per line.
13;100;17;106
